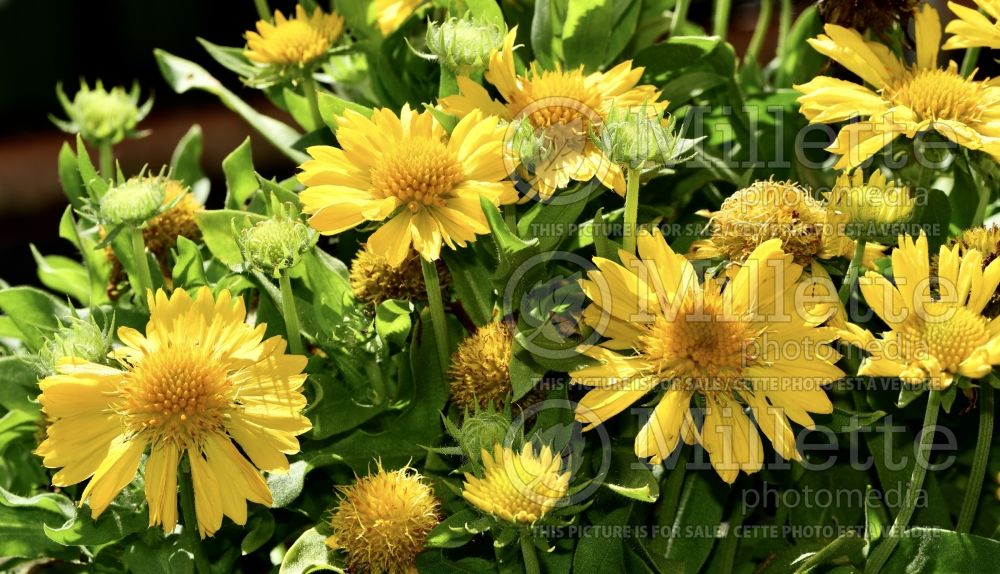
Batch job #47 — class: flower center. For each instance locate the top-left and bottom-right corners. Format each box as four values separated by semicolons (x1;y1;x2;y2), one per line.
516;69;603;129
370;137;463;212
268;21;329;63
641;292;757;394
118;346;232;447
886;68;986;123
901;303;990;372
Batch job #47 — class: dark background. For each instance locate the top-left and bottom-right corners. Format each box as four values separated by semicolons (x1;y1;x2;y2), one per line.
0;0;974;287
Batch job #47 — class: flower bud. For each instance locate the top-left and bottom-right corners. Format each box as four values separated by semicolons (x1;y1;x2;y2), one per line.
53;81;150;145
425;16;505;75
39;317;108;374
595;105;677;170
826;170;914;242
239;214;315;276
100;179;166;227
508;118;549;173
457;410;511;463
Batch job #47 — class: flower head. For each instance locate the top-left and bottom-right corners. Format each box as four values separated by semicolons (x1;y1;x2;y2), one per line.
796;4;1000;169
854;233;1000;390
425;16;505;75
826;170;915;241
449;322;513;410
943;1;1000;50
440;28;664;199
298;105;517;266
573;230;842;482
818;0;919;31
327;463;440;573
35;288;311;537
462;443;570;524
52;80;151;145
349;246;441;306
245;5;344;68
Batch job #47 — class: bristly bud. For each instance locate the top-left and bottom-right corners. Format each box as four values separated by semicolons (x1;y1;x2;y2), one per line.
425;16;505;75
593;104;684;170
457;407;512;465
238;204;316;277
51;80;151;145
38;316;110;375
100;177;166;227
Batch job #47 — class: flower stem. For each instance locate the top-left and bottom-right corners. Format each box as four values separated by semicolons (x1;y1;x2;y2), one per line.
865;389;941;574
254;0;271;21
300;72;325;132
98;140;114;179
745;0;773;64
713;0;732;40
960;47;981;79
420;258;450;373
670;0;691;35
278;270;305;355
179;469;211;574
839;238;867;306
957;383;994;533
504;204;517;232
129;226;154;304
520;532;541;574
623;166;640;254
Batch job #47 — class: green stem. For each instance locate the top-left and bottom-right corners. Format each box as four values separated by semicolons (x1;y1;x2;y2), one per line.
179;469;212;574
719;501;747;574
713;0;732;40
421;258;450;372
253;0;271;21
504;204;517;231
744;0;773;64
129;227;154;304
623;166;640;255
300;72;324;131
957;383;994;533
365;359;389;405
839;238;867;306
278;270;305;355
670;0;691;35
774;0;793;86
98;140;114;179
520;532;541;574
960;47;981;79
865;390;941;574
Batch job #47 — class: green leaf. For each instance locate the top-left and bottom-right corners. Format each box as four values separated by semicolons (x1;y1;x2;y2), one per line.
267;460;309;508
375;299;414;347
562;0;613;72
169;124;207;190
651;471;725;573
814;407;888;434
531;0;561;69
304;249;353;317
241;511;276;555
0;286;72;351
574;506;630;571
424;509;486;549
462;0;505;26
279;527;336;574
195;209;266;267
122;536;195;574
57;142;86;209
415;551;496;573
0;487;75;559
30;246;91;304
307;373;387;440
44;503;148;547
76;134;109;199
517;186;594;252
0;356;42;413
317;90;373;131
509;339;544;401
479;196;542;309
197;37;258;78
222;138;259;209
171;236;208;290
154;49;308;163
882;528;1000;573
442;246;495;327
604;446;660;503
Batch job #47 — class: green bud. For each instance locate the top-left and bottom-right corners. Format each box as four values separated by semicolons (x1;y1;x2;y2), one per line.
39;317;109;374
595;104;677;170
508;118;549;172
425;16;505;75
100;179;166;227
457;410;511;462
240;214;315;277
52;80;151;145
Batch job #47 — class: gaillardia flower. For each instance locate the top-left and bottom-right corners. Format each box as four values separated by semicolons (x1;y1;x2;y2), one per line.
943;1;1000;50
573;230;842;483
35;288;311;537
462;443;570;524
854;233;1000;390
328;463;440;574
441;28;663;199
244;5;344;68
826;169;915;241
796;4;1000;169
298;105;517;266
349;246;437;306
449;322;513;410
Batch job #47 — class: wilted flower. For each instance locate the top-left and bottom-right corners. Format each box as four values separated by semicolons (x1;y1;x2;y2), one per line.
349;246;446;306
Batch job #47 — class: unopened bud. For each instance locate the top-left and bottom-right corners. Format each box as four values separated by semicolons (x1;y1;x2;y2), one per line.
425;16;505;75
240;214;315;276
53;81;150;145
100;179;166;227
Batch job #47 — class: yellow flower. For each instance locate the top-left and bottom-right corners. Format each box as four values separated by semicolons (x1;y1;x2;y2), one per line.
943;1;1000;50
375;0;425;36
855;232;1000;390
245;5;344;67
328;463;440;574
826;170;914;240
572;230;842;483
449;322;513;410
462;443;570;524
35;288;311;537
298;105;517;266
440;28;664;200
795;3;1000;170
